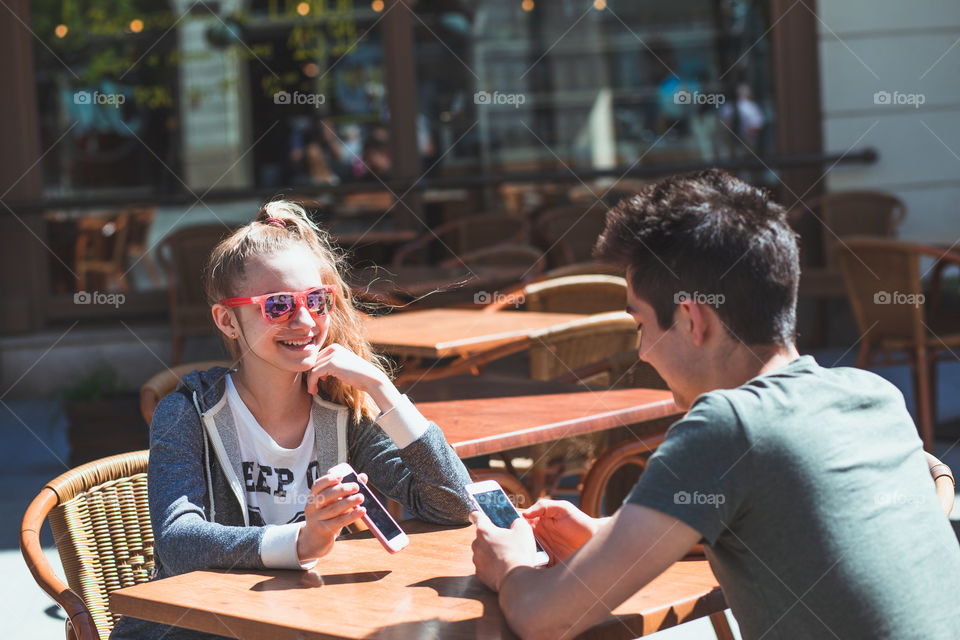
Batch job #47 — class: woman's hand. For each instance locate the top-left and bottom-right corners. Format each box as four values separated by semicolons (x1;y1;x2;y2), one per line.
296;472;368;563
522;499;603;564
306;344;402;412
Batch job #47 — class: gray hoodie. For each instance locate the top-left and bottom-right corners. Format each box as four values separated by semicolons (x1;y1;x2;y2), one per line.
110;367;472;640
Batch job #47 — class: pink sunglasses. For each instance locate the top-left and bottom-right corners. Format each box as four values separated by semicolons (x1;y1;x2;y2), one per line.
220;285;336;324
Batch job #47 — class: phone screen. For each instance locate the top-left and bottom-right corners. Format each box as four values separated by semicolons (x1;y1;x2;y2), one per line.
473;489;548;557
473;489;523;528
342;472;402;539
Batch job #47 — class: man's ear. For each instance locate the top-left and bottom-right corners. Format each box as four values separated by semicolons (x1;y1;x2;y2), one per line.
683;303;709;347
211;304;238;339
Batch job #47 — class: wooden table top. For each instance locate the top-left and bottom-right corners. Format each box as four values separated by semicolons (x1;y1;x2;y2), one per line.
111;521;724;640
416;386;680;458
364;309;587;359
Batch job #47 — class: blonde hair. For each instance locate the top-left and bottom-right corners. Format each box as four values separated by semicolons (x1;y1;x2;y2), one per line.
204;200;386;423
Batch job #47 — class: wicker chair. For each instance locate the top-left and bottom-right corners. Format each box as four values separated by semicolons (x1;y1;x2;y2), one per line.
441;242;546;274
539;261;622;279
391;212;527;267
21;450;152;640
482;274;627;314
157;224;235;365
529;311;638;382
534;202;609;267
793;191;906;345
140;360;232;425
835;238;960;451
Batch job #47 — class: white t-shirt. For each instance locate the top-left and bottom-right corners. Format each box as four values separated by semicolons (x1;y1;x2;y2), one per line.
225;374;319;526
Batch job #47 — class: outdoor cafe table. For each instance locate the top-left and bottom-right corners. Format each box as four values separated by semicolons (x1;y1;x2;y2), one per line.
111;520;725;639
411;379;680;459
363;309;586;360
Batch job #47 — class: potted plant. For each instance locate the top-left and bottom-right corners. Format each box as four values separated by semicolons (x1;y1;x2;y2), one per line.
62;363;148;467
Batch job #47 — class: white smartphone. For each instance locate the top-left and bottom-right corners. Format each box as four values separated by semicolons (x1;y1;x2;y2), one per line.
465;480;549;566
327;463;409;553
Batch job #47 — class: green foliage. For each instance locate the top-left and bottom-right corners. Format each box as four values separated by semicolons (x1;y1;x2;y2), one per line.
62;363;118;404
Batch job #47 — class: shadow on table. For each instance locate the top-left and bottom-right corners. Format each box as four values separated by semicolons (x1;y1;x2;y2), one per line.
251;570;391;591
408;574;489;599
365;581;518;639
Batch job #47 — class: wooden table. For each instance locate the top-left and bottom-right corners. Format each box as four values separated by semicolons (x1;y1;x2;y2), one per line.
416;385;679;459
111;521;724;640
364;309;586;359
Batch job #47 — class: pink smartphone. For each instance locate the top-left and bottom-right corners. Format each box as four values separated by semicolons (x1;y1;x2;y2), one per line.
327;463;408;553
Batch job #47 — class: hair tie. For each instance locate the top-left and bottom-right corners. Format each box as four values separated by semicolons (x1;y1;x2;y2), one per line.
263;217;286;228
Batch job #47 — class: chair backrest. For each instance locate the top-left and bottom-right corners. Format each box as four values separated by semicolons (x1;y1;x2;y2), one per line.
157;224;235;363
140;360;232;425
74;211;132;291
21;450;152;640
534;202;609;266
540;261;622;279
392;212;526;266
814;191;906;269
443;243;546;275
834;238;926;346
529;312;638;381
523;275;627;314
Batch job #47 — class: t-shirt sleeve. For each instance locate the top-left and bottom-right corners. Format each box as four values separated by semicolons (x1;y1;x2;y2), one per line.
625;392;751;545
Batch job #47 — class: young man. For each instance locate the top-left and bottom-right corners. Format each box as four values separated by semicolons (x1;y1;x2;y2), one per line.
470;170;960;640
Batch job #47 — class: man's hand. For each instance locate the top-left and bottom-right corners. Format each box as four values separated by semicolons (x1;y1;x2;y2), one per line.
522;499;603;564
470;511;539;591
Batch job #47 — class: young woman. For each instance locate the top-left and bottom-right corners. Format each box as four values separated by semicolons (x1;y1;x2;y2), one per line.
111;201;472;639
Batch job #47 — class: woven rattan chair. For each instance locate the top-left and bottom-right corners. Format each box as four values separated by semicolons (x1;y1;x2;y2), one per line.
539;261;622;279
534;201;609;267
482;275;627;314
21;450;152;640
440;242;546;274
793;191;906;345
835;238;960;451
157;224;235;365
139;360;232;425
391;212;527;267
529;311;638;382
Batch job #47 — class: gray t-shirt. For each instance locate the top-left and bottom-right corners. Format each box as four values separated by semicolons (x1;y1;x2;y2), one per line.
627;355;960;640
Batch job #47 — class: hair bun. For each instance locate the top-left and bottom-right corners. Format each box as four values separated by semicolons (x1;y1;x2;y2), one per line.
262;217;286;228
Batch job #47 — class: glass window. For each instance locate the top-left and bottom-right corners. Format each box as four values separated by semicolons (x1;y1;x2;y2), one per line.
411;0;778;178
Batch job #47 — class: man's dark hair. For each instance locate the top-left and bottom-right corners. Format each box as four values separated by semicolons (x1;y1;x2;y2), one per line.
595;169;799;346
